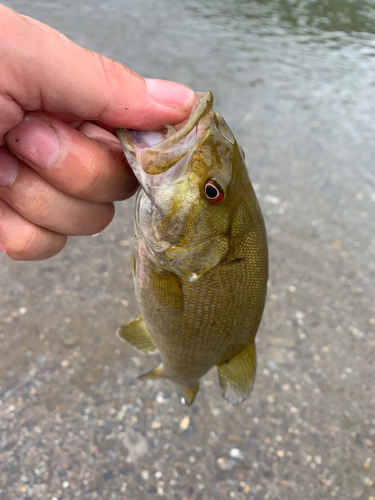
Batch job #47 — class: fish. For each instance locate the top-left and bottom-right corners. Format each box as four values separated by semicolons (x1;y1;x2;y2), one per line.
116;91;268;405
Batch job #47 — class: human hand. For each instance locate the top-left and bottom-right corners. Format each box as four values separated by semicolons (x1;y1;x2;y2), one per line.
0;5;194;261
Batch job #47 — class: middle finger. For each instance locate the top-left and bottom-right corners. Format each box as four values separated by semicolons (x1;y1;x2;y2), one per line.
6;112;138;203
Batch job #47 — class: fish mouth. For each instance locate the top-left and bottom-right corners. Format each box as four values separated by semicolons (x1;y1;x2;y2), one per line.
116;91;213;177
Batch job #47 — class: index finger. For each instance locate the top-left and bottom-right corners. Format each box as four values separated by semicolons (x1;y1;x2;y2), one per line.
0;6;195;138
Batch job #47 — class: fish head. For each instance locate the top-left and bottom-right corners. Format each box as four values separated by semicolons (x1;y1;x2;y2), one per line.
117;91;251;278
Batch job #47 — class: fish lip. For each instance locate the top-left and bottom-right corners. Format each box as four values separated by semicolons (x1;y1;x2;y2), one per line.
116;91;214;177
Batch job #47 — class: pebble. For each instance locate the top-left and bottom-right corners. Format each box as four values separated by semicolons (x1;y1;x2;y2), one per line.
141;470;149;481
276;450;285;458
217;458;236;470
264;194;280;205
62;338;77;347
151;421;161;429
229;448;243;459
315;455;322;465
180;415;190;430
362;477;373;487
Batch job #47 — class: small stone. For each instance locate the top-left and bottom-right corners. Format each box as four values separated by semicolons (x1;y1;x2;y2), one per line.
230;448;243;459
120;483;127;493
217;457;236;470
180;415;190;430
60;360;70;367
315;455;322;465
243;484;250;494
264;195;280;205
362;477;373;487
156;392;166;404
62;338;77;347
151;421;161;429
18;307;27;315
276;450;285;458
62;481;69;488
155;471;162;479
141;470;149;480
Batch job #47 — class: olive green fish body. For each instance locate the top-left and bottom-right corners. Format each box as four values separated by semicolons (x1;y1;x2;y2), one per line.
117;92;268;405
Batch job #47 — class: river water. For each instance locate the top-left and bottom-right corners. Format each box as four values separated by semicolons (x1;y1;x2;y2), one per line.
1;1;374;499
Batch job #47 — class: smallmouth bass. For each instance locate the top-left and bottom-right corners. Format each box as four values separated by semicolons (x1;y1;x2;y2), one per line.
116;91;268;405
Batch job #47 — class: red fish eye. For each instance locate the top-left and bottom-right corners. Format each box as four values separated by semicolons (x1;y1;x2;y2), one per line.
204;180;224;204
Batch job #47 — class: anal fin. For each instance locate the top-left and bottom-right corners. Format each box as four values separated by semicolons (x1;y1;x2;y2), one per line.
117;316;158;354
217;343;256;405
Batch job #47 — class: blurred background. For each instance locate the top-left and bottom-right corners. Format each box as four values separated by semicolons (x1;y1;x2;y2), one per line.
1;1;374;499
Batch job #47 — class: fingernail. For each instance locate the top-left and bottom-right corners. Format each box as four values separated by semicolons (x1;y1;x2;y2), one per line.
146;79;194;108
7;116;60;168
0;149;19;187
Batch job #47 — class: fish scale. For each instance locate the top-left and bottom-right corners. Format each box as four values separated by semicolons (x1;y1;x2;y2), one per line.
116;91;268;405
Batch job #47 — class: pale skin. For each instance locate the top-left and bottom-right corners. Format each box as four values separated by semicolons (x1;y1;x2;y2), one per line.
0;5;195;261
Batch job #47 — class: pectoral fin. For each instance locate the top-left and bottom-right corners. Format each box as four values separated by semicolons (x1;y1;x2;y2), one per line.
117;316;158;354
217;343;257;405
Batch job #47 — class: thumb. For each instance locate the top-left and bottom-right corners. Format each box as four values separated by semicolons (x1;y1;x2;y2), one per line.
0;5;195;138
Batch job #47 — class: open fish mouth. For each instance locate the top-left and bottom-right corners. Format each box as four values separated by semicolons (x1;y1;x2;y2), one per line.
116;91;213;177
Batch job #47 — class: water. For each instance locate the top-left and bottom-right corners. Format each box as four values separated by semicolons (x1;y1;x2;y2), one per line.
1;1;374;499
